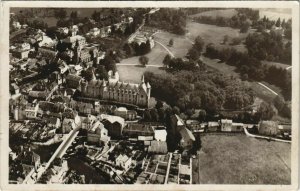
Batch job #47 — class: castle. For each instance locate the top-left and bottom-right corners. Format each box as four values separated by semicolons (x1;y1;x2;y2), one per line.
79;76;151;108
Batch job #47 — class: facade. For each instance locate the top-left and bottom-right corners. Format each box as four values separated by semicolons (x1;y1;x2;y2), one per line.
87;121;110;145
115;154;132;170
25;103;39;119
79;76;151;108
113;107;137;121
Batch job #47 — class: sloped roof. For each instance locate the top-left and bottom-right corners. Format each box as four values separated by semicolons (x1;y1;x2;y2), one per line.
180;127;195;142
148;141;168;154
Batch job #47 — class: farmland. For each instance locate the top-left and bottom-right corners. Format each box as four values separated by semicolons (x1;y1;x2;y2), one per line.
192;134;291;184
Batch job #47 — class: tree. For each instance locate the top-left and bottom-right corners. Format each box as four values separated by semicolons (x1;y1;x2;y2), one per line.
275;18;281;27
70;11;78;20
273;95;285;112
139;56;149;67
169;38;174;47
198;110;206;122
163;54;172;67
223;35;229;44
54;9;67;20
257;101;276;120
240;21;250;33
187;48;200;61
96;65;108;80
194;36;205;52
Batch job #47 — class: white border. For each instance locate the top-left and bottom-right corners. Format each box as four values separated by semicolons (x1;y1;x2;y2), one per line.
0;1;299;191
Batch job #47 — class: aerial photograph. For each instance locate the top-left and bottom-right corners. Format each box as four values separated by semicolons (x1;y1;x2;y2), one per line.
8;7;292;185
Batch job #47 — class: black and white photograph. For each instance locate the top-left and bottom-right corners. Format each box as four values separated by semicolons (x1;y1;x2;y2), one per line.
0;1;299;190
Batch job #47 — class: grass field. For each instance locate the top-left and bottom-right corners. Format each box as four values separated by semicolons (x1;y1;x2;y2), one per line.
192;134;291;184
189;9;238;19
186;21;250;52
116;65;166;83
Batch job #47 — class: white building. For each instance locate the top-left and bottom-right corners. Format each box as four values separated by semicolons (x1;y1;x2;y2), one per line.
115;154;132;171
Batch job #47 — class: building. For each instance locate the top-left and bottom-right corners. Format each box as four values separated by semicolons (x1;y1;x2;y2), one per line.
154;126;167;142
87;121;110;145
179;127;195;150
108;71;119;83
18;148;41;176
207;121;219;132
38;47;57;59
24;102;39;119
47;117;61;129
99;114;125;137
113;107;137;121
65;74;83;89
88;27;100;37
62;35;86;48
123;123;154;137
148;141;168;154
115;154;132;171
62;118;76;134
11;49;30;59
79;75;151;108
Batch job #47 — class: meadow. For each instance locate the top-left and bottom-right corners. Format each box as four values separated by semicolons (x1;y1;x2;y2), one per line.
192;134;291;184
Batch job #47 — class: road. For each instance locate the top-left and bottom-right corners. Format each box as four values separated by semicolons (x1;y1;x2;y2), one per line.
23;127;80;184
153;40;175;58
257;82;278;96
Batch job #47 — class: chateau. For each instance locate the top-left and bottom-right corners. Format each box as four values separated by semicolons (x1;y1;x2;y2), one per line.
79;76;151;108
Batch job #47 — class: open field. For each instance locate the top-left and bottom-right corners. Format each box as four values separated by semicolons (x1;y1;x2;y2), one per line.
116;65;166;83
192;134;291;184
186;21;250;52
153;32;192;58
119;43;169;66
189;9;238;19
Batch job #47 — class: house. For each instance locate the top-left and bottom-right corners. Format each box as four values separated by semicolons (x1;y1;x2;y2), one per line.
38;47;57;59
65;74;83;89
57;27;69;35
25;102;39;119
115;154;132;170
12;21;21;29
278;124;291;138
70;25;79;36
108;70;120;83
100;114;125;137
123;123;154;137
47;117;61;129
148;141;168;154
88;27;100;37
207;121;219;132
11;49;30;59
179;127;195;150
62;35;86;48
113;107;137;121
62;118;76;134
87;121;110;145
154;126;167;142
81;114;97;130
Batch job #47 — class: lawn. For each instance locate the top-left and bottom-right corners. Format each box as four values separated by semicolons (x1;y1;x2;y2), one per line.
186;21;250;52
192;134;291;184
189;9;238;19
116;65;166;83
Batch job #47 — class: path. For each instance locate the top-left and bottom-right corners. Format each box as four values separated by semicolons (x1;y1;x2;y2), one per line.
243;127;291;143
116;63;161;68
257;82;278;96
153;40;175;58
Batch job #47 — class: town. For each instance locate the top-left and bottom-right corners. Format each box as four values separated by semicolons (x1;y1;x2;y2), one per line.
9;7;292;184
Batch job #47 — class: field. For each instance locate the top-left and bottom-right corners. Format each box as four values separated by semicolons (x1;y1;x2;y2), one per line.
116;65;166;83
186;21;250;52
192;134;291;184
189;9;238;19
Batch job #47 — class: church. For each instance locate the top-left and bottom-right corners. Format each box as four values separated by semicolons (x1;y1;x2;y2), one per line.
79;75;151;108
